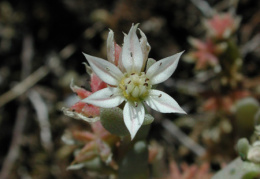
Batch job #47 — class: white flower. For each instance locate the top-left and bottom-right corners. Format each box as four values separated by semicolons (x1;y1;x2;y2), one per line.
82;24;186;139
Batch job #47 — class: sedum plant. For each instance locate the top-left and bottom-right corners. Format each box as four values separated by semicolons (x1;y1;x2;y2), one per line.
82;24;186;139
63;24;186;178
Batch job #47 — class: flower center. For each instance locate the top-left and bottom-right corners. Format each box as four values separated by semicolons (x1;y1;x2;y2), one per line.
119;72;151;102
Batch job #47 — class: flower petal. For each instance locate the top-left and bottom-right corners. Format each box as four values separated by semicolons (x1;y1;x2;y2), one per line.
90;73;107;92
123;102;145;139
122;24;143;74
70;79;92;99
146;51;184;85
139;28;151;70
82;87;124;108
62;106;100;123
83;53;123;85
145;90;186;114
107;29;115;64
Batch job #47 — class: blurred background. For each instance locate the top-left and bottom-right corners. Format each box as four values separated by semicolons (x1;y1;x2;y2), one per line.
0;0;259;178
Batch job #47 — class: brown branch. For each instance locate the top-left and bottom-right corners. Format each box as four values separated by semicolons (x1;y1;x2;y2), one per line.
0;105;28;179
28;89;53;151
162;119;206;157
0;66;50;107
0;34;34;179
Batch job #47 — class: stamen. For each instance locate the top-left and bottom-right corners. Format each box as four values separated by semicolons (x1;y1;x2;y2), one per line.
158;94;162;98
130;52;133;57
120;71;151;102
159;62;162;66
135;102;138;107
110;94;114;97
72;109;76;112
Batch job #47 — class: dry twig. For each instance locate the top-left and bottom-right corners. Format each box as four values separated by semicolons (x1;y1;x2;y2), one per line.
28;89;53;151
162;119;206;157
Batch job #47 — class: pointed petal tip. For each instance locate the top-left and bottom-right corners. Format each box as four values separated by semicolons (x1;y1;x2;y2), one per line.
130;133;136;140
129;23;139;33
177;109;187;114
82;52;91;60
123;102;144;140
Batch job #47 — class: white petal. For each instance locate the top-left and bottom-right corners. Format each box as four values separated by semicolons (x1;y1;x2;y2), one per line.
83;53;123;85
123;102;145;139
145;89;186;114
122;24;143;74
146;51;184;85
107;29;115;64
82;87;124;108
139;28;151;70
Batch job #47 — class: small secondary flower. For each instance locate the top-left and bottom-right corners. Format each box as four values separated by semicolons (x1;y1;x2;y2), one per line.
204;13;241;39
83;24;186;139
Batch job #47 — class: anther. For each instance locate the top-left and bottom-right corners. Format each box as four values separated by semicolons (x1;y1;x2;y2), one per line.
131;73;135;75
130;52;133;57
158;94;162;98
72;109;76;112
125;86;127;90
144;83;148;87
110;94;114;97
135;103;138;107
145;78;149;82
128;80;131;84
159;62;162;66
105;67;110;71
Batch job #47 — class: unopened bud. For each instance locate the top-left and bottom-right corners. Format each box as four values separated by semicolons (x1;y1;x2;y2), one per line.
236;138;250;160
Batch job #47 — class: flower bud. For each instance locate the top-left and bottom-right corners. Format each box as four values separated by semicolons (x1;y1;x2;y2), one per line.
235;98;259;134
236;138;250;160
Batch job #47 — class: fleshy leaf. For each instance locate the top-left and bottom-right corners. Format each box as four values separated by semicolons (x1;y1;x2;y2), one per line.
83;53;123;85
123;102;145;139
82;87;124;108
122;24;143;74
72;131;95;142
146;51;184;85
145;90;186;114
143;114;154;125
100;107;129;136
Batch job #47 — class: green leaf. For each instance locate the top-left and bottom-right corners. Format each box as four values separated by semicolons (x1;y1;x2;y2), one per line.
118;141;149;179
100;107;129;136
